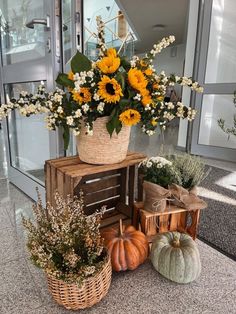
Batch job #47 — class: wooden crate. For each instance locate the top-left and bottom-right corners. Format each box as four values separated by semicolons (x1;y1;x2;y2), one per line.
133;202;202;242
45;152;146;228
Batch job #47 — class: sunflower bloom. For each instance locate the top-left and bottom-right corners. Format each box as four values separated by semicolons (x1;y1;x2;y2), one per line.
151;118;158;126
128;68;147;91
140;89;152;106
144;68;153;76
107;48;117;58
97;55;120;74
72;88;91;104
119;109;141;126
98;76;123;103
68;71;74;80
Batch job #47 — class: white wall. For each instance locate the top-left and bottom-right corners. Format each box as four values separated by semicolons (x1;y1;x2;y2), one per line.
153;44;186;97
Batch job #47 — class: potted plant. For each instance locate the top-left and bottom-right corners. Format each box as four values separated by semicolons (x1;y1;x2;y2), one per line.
139;156;181;212
165;153;211;194
0;16;203;164
22;191;112;310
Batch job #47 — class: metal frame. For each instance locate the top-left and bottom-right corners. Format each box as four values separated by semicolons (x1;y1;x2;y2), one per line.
190;0;236;162
0;0;65;201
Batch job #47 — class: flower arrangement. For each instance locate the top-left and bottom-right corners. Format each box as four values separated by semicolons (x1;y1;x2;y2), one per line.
165;153;210;189
139;156;181;188
0;16;203;150
22;191;106;286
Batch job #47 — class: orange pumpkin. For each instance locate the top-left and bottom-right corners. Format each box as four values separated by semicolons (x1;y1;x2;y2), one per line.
101;220;149;271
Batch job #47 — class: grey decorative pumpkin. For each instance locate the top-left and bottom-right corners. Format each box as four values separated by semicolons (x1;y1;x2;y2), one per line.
150;232;201;284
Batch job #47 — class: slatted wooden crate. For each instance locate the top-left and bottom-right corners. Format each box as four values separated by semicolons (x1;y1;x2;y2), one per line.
45;152;146;229
133;202;202;242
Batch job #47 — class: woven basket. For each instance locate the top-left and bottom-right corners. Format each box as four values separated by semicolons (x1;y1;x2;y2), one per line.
77;116;131;164
46;257;112;310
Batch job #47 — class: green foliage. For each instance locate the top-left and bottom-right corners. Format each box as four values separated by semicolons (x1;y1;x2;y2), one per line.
71;51;92;73
56;73;74;88
166;153;210;189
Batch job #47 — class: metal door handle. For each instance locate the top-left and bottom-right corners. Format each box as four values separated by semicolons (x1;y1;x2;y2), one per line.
26;16;50;29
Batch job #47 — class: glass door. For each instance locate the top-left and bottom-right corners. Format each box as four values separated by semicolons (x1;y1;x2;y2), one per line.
0;0;64;200
191;0;236;161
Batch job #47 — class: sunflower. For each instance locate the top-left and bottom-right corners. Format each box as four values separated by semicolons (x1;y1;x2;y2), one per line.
144;68;153;76
68;70;74;81
151;118;158;126
128;68;147;91
107;48;117;58
98;76;123;103
72;88;91;104
140;89;152;106
97;54;120;74
119;109;141;126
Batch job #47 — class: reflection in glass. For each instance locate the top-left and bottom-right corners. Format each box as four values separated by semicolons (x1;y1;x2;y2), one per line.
198;94;236;148
205;0;236;83
62;0;73;66
0;0;45;65
83;0;136;60
5;82;50;183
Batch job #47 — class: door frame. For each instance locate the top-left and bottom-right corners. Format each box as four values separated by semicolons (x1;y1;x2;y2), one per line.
0;0;64;201
190;0;236;161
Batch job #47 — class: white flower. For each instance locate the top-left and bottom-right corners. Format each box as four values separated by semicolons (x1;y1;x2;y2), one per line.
74;109;82;118
82;104;89;113
97;102;105;113
133;94;141;101
21;91;28;97
73;129;80;136
93;93;100;101
66;116;74;126
146;161;152;168
57;106;63;114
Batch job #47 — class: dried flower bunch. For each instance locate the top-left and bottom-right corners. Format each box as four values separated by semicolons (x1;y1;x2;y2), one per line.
165;153;210;189
0;16;203;149
22;191;106;285
139;156;181;188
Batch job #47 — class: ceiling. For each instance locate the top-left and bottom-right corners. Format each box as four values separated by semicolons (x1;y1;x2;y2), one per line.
116;0;189;53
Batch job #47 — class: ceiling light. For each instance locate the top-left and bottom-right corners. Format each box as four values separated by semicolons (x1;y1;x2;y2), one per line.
152;24;165;31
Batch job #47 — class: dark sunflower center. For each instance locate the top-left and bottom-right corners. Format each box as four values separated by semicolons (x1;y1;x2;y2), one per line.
80;92;84;97
106;83;116;95
130;113;135;118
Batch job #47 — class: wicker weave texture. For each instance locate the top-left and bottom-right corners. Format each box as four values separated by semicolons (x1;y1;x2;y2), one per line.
46;258;112;310
77;116;131;164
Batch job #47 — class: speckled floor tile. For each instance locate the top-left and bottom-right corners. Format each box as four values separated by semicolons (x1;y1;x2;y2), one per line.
0;206;12;228
0;258;43;313
202;289;236;314
0;227;25;264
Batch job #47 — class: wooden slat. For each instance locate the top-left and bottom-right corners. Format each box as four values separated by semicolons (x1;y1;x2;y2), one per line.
187;209;201;240
45;163;51;203
169;212;182;231
100;212;128;229
84;186;121;205
50;166;57;206
138;169;144;201
57;171;64;197
81;175;120;193
116;202;132;218
128;165;135;207
158;214;170;233
64;174;73;198
84;196;121;215
120;168;127;203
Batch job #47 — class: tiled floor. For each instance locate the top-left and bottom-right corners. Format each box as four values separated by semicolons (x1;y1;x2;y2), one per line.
0;130;236;313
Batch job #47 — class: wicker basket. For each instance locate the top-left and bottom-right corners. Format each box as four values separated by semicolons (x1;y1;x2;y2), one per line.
77;116;131;164
46;257;112;310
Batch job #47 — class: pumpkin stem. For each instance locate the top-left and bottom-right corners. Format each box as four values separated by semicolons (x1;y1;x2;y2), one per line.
119;219;123;236
172;234;180;248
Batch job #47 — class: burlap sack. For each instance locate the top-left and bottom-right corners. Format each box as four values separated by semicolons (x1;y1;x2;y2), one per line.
169;184;207;210
143;181;171;212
